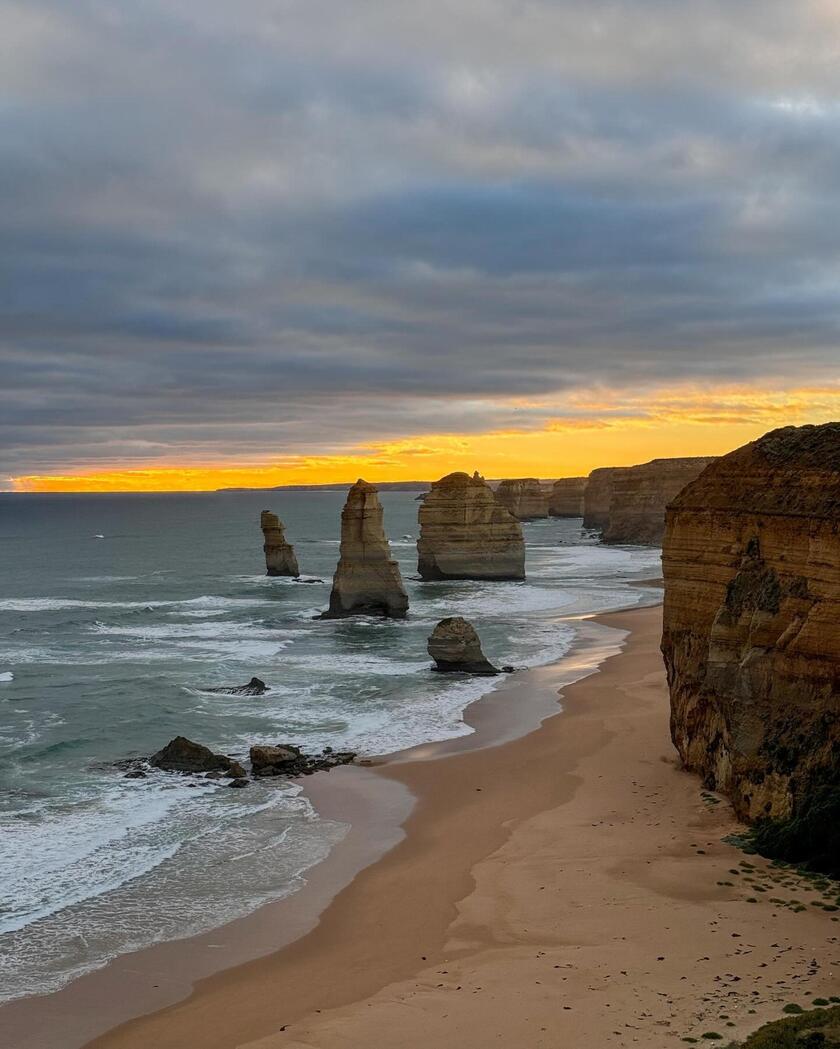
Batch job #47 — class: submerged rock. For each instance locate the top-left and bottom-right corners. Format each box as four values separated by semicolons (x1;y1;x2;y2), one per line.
321;479;408;619
495;477;548;520
428;617;499;674
203;676;268;696
417;471;525;581
250;743;356;778
149;735;240;775
261;510;300;577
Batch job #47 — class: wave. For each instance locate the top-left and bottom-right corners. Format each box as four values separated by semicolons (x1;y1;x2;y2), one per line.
0;671;13;682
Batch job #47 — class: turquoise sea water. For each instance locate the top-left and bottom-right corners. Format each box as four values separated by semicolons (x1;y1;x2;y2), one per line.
0;490;662;1001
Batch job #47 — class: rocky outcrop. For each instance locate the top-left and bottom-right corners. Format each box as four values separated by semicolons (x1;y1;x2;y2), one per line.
150;736;245;777
603;457;717;545
250;743;356;777
417;471;525;580
261;510;300;577
428;617;499;674
548;477;587;517
495;478;548;520
322;479;409;618
661;423;840;824
582;466;626;530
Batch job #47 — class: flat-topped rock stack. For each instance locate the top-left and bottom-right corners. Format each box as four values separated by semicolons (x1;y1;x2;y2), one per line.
548;476;587;517
661;423;840;825
322;479;408;619
417;471;525;581
582;466;626;531
494;478;548;520
260;510;300;576
602;456;717;545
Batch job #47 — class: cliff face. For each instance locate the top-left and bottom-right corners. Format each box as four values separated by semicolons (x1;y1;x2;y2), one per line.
260;510;300;576
582;467;626;530
495;478;548;520
417;471;525;580
548;476;587;517
322;479;408;618
661;423;840;822
602;457;717;545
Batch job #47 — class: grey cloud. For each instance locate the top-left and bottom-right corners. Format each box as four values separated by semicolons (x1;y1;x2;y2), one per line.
1;0;840;480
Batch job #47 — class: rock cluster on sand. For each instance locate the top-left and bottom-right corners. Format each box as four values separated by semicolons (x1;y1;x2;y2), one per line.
417;471;525;580
260;510;300;577
661;423;840;822
548;476;587;517
602;456;717;545
494;478;548;520
428;617;498;674
582;466;626;530
149;736;246;778
322;479;408;618
250;743;356;777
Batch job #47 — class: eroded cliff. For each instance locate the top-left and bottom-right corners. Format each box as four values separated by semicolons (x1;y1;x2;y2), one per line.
260;510;300;576
495;477;548;520
548;477;587;517
661;423;840;824
603;457;717;545
417;471;525;580
582;466;626;530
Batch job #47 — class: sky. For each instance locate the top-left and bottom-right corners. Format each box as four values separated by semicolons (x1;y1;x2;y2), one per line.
2;0;840;492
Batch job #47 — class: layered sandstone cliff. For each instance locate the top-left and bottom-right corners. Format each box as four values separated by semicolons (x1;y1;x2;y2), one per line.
548;476;587;517
417;471;525;580
582;466;626;530
661;423;840;823
603;457;717;545
260;510;300;576
495;477;548;520
322;480;409;618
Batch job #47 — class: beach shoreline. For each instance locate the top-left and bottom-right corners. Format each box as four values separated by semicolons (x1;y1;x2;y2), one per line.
6;602;837;1049
0;605;639;1049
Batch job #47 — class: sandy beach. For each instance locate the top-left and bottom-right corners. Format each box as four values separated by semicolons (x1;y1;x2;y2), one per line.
6;604;837;1049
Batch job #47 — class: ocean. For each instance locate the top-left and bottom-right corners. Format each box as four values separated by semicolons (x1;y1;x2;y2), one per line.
0;490;662;1003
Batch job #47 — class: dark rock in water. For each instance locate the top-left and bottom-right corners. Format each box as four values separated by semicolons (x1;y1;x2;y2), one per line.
228;777;250;788
150;736;237;774
294;577;323;584
501;665;516;674
226;761;247;779
250;743;356;779
204;771;225;780
123;768;147;779
428;617;499;675
203;677;268;697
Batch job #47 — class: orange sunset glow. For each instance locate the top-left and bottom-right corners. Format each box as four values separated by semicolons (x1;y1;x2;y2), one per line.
12;383;840;492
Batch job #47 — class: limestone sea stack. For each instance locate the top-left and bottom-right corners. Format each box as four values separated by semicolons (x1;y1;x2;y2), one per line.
548;476;587;517
661;423;840;825
417;471;525;581
582;466;626;531
428;617;498;674
494;478;549;520
260;510;300;576
602;456;717;545
322;479;409;618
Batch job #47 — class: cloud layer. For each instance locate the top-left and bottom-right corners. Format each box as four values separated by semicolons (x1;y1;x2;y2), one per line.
2;0;840;481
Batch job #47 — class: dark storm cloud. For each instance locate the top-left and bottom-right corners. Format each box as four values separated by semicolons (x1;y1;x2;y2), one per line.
2;0;840;479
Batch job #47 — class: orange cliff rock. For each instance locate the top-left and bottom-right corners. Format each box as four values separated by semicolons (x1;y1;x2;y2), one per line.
548;476;587;518
661;423;840;822
260;510;300;576
494;477;549;520
602;456;717;545
582;466;626;531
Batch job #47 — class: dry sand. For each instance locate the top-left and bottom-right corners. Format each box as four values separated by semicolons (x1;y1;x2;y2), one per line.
62;606;840;1046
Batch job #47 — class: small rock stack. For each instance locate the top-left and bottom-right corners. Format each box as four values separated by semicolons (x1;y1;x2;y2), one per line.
261;510;300;576
428;617;498;674
494;478;549;520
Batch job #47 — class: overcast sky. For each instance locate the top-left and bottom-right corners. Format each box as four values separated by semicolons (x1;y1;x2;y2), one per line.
2;0;840;484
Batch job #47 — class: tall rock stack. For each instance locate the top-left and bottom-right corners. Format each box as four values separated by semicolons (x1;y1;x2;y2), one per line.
322;480;409;618
417;471;525;581
661;423;840;824
582;466;626;531
602;456;717;545
548;477;587;517
495;478;549;520
260;511;300;576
